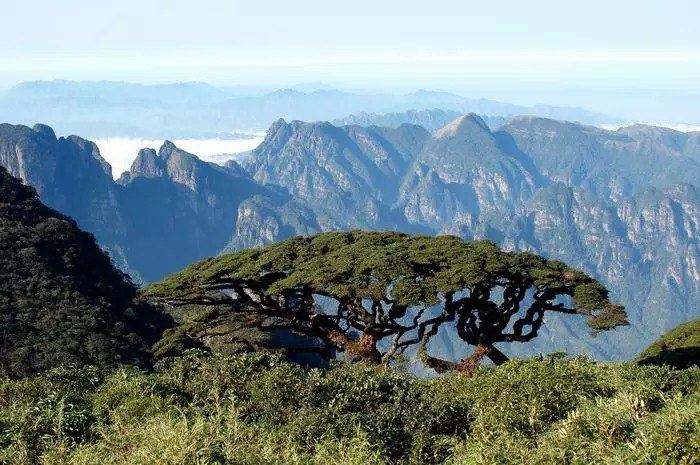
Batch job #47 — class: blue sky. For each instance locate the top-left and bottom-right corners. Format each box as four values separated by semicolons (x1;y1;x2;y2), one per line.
2;0;699;119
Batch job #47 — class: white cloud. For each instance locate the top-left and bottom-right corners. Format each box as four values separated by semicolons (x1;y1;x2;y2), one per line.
93;136;265;179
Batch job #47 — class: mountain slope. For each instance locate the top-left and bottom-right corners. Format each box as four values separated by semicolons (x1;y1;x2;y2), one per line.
397;114;541;239
499;117;700;195
0;118;697;361
637;318;699;369
0;123;131;271
0;166;169;377
245;119;430;230
0;123;319;283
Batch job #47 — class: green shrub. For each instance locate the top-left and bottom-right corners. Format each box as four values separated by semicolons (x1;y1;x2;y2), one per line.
0;354;697;464
637;318;700;370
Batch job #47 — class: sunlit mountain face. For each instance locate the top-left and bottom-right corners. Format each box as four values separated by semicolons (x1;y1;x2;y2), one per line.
1;115;697;364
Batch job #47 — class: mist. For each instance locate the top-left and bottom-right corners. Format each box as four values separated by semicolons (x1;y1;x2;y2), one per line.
94;136;265;178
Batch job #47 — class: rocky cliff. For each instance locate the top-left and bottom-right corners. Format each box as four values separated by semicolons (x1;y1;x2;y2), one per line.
0;117;697;360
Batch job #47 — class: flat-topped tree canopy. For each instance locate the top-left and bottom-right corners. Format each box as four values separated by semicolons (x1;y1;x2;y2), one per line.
144;231;627;372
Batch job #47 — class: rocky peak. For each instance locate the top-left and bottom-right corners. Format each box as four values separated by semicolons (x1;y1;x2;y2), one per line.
434;113;490;139
157;140;178;158
160;142;201;188
129;148;165;180
65;135;112;177
617;124;695;157
31;123;56;141
256;118;293;154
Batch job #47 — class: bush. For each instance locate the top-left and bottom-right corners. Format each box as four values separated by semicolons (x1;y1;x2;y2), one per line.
0;354;697;464
637;318;700;370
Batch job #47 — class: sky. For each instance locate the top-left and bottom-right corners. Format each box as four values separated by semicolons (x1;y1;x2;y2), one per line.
1;0;700;119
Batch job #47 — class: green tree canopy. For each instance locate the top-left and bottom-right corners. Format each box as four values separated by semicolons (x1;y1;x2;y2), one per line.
144;231;627;372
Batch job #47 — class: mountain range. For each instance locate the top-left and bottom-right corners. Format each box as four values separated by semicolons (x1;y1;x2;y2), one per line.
0;115;697;362
0;80;614;138
334;109;508;132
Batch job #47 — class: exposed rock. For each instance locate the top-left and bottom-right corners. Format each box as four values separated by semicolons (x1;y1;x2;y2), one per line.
1;117;697;360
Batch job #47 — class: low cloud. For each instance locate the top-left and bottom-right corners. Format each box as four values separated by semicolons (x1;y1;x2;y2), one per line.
93;136;265;179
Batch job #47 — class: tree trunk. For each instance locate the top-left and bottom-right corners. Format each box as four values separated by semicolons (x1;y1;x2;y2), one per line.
347;333;382;364
455;343;509;376
485;344;509;365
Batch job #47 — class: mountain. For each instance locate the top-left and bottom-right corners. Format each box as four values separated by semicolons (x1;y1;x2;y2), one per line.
0;165;169;377
334;109;508;132
0;80;615;138
0;123;317;284
244;119;430;230
0;123;130;270
397;114;541;236
241;115;699;360
0;117;697;361
500;117;700;195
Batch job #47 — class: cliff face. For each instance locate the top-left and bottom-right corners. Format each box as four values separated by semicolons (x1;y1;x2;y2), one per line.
245;119;430;230
0;124;317;284
1;117;697;360
0;123;129;271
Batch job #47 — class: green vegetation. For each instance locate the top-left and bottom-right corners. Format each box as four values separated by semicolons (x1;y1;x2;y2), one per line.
145;231;627;373
0;352;697;464
638;319;700;370
0;166;170;377
2;167;697;464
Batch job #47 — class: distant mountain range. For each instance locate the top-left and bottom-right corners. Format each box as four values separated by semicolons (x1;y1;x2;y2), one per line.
0;80;616;138
0;115;697;363
333;109;508;132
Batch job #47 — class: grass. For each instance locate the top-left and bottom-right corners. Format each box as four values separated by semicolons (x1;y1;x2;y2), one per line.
0;352;697;464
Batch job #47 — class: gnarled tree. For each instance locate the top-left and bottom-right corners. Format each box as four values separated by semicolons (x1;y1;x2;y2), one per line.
143;231;627;373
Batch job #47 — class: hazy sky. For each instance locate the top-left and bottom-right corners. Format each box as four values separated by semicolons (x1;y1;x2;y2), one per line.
2;0;699;116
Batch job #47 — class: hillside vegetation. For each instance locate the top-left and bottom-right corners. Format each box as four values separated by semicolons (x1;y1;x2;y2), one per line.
0;166;697;464
0;166;169;377
0;352;697;464
638;319;700;370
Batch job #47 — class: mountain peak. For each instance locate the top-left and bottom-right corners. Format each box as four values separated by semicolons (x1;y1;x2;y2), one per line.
434;113;490;138
129;148;164;179
269;118;288;132
66;135;113;177
158;140;178;157
32;123;56;141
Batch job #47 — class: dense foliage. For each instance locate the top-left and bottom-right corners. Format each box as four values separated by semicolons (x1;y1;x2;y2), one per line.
638;319;700;370
0;352;697;464
0;166;170;377
145;231;627;372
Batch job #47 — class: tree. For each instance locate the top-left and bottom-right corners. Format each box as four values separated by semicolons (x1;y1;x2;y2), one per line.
143;231;627;373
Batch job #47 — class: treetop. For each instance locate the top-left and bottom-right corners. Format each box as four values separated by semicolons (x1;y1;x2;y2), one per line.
144;230;623;331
